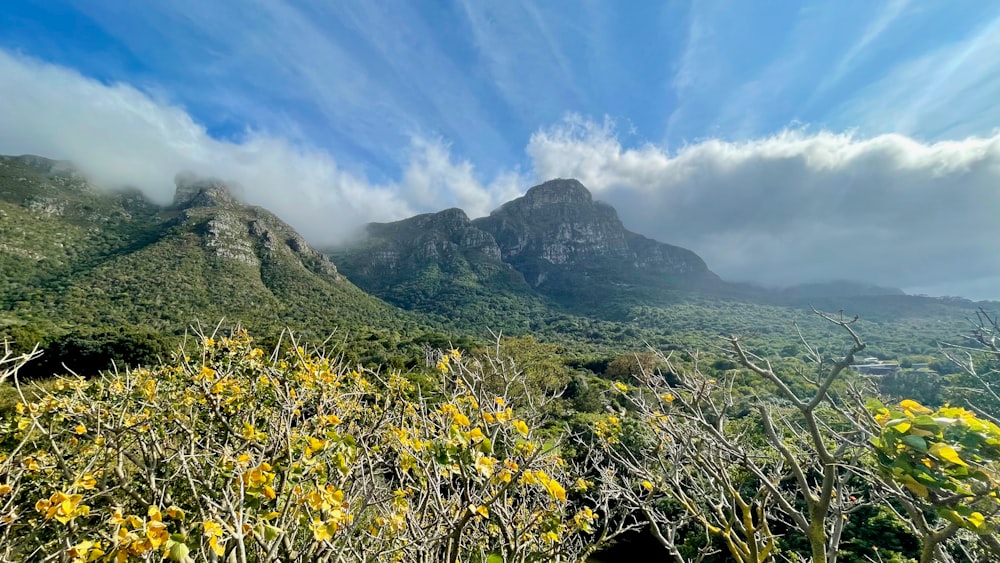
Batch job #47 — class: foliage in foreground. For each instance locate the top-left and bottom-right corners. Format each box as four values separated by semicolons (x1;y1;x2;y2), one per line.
2;313;1000;563
586;311;1000;563
0;332;611;562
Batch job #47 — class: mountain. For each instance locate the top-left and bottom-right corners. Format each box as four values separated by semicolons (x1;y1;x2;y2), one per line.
1;154;986;363
0;155;417;340
329;207;551;331
332;179;719;318
472;179;717;297
329;177;987;354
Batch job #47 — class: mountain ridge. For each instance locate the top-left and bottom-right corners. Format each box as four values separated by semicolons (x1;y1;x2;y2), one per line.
0;155;416;339
331;178;720;314
1;153;989;363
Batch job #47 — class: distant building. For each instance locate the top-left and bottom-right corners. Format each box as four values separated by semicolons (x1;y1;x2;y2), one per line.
850;358;900;377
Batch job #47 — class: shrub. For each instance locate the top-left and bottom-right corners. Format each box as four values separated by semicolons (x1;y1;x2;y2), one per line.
0;330;611;562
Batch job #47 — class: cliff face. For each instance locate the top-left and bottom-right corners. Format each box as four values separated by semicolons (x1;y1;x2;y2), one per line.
328;207;535;312
357;208;502;275
332;178;718;307
473;179;629;267
171;174;341;280
471;179;715;288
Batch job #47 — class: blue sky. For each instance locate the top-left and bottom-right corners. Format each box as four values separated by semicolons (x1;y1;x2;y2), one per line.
2;1;1000;298
4;0;997;178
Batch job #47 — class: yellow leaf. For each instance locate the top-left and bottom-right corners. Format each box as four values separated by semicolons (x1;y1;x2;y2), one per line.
969;511;986;529
209;536;224;556
512;420;529;437
312;519;333;542
929;443;967;466
545;479;567;502
900;400;932;415
890;421;911;433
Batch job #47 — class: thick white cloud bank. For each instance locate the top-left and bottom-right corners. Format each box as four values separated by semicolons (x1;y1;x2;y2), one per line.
529;116;1000;299
0;51;519;244
2;51;999;300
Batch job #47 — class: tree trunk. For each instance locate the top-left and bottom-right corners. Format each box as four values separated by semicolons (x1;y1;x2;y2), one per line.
807;516;827;563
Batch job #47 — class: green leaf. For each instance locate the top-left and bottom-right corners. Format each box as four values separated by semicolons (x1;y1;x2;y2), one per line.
478;437;493;454
901;435;929;453
487;553;504;563
263;524;283;541
938;508;964;526
865;398;886;411
901;477;929;498
167;540;191;562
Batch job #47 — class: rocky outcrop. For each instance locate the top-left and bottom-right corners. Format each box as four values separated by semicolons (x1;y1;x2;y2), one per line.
474;180;630;266
328;207;530;308
364;208;502;266
173;172;240;208
332;178;718;306
472;179;715;288
170;173;341;280
341;208;504;278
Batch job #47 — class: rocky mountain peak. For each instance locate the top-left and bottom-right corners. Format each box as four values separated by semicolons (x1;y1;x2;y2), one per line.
520;178;592;206
474;179;628;267
172;172;239;208
410;208;472;232
434;207;471;222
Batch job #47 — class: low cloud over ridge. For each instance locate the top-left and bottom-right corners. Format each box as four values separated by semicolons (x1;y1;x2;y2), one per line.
2;51;999;299
0;51;518;244
529;116;1000;299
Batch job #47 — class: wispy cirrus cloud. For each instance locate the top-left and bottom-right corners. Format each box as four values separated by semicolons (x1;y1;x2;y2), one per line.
456;0;590;130
834;12;1000;140
663;1;1000;145
56;0;519;176
811;0;910;99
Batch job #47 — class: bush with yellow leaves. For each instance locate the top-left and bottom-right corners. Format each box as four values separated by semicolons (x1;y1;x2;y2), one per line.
869;398;1000;563
0;329;621;563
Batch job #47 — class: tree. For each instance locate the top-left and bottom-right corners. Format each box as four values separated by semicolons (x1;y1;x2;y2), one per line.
0;329;626;563
942;308;1000;421
868;399;1000;562
590;310;882;563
